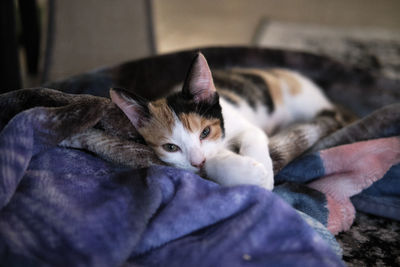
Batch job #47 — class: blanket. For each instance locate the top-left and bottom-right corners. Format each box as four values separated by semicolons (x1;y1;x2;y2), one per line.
0;89;343;267
1;47;399;266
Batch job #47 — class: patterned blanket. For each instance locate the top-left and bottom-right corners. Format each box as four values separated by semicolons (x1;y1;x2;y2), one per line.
1;47;399;266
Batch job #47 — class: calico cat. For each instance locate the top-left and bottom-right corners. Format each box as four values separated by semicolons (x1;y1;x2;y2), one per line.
110;53;335;190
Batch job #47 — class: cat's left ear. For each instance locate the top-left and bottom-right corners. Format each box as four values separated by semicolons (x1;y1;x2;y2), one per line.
182;52;217;103
109;88;150;128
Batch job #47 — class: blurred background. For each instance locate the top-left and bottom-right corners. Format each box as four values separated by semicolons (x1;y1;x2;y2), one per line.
1;0;399;92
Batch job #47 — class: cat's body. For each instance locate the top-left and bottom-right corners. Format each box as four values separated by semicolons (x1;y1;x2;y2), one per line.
111;53;336;190
215;68;334;134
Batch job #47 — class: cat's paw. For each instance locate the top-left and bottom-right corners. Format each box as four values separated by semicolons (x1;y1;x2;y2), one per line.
206;155;274;190
240;157;274;190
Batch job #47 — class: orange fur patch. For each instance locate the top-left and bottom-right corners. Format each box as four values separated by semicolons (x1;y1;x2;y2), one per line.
259;71;284;105
138;99;175;146
179;113;222;141
231;68;284;105
270;69;302;95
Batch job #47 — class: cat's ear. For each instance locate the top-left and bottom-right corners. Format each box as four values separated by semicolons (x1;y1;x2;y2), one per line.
182;52;217;103
109;88;150;128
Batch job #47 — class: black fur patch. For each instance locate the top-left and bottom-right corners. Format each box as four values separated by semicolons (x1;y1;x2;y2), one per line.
212;70;275;113
212;71;259;107
235;72;275;112
166;92;225;136
317;109;337;118
217;90;240;105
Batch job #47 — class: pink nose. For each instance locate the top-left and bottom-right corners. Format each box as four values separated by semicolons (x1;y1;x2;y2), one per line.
191;159;206;169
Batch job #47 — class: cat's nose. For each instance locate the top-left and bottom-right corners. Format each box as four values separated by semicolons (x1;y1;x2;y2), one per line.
191;159;206;169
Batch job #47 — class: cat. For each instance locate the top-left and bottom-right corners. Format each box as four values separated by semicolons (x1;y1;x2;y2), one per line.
110;53;336;190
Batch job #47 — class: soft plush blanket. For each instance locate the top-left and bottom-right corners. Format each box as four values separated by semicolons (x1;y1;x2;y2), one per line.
0;89;343;267
1;47;399;266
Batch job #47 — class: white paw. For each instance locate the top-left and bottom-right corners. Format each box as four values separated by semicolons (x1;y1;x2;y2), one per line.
236;157;274;190
205;155;274;190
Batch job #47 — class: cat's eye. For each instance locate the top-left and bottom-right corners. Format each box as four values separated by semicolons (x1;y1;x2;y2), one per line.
200;126;211;140
162;143;180;152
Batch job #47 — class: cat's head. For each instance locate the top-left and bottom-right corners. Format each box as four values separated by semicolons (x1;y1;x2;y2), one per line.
110;53;224;173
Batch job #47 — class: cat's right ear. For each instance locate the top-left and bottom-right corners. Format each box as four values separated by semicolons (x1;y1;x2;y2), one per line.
182;52;217;103
109;88;150;128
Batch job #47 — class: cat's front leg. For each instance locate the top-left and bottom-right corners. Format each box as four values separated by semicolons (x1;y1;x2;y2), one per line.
237;127;274;186
204;149;274;190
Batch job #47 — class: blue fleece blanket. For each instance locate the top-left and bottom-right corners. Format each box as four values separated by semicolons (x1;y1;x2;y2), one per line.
1;88;400;267
0;104;344;267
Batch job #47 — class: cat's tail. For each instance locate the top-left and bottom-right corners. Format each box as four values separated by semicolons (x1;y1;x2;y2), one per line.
269;108;353;174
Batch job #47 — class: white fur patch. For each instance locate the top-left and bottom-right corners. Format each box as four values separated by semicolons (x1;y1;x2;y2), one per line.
157;114;224;173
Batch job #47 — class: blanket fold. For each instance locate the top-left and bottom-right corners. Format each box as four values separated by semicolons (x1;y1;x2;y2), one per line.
0;91;110;209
